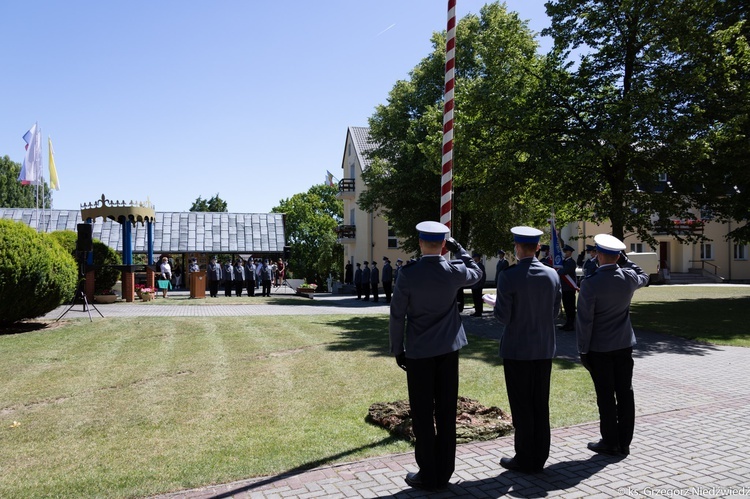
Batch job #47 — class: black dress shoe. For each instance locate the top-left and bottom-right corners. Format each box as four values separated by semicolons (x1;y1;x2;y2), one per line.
587;440;621;455
499;457;541;473
404;471;435;491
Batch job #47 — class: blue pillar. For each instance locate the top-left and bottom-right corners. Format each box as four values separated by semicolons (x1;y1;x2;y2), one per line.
147;220;154;265
122;217;133;265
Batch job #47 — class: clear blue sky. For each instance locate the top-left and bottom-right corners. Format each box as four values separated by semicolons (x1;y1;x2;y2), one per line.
1;1;550;213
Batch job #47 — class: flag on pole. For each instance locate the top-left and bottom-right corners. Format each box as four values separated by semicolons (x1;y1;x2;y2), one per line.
326;170;336;187
48;137;60;190
19;123;43;186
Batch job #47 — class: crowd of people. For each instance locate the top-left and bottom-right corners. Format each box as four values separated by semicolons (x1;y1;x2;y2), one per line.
388;220;649;491
204;257;288;298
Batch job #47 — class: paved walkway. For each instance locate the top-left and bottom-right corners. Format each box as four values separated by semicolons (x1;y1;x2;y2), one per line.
48;293;750;498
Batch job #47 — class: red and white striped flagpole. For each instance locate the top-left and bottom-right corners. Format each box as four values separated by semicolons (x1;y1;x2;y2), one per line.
441;0;456;235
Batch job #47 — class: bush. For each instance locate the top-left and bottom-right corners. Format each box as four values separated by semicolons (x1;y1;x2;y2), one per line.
49;230;122;291
0;220;78;325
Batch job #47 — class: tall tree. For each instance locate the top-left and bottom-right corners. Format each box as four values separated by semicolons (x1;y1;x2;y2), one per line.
272;184;343;287
539;0;748;243
0;155;52;208
359;3;545;254
189;193;228;212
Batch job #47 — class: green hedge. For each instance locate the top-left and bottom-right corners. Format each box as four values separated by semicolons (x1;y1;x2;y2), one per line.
49;230;122;292
0;220;78;325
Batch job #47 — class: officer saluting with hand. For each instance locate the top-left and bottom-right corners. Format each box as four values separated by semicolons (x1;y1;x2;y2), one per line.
389;221;483;491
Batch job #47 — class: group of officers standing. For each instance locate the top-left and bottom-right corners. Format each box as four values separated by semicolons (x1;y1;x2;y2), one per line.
347;257;401;304
203;256;286;298
388;221;649;491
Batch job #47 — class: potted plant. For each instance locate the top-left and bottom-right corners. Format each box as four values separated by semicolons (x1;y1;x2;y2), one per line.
296;282;318;298
135;283;146;299
140;287;155;302
94;289;118;304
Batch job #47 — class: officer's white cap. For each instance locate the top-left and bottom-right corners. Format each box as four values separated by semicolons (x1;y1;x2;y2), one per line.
416;221;450;242
511;226;543;244
594;234;626;255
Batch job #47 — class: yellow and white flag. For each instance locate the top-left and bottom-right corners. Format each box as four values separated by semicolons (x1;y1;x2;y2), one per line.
48;137;60;190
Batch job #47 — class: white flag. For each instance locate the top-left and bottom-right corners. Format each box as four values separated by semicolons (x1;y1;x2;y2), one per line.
19;123;43;185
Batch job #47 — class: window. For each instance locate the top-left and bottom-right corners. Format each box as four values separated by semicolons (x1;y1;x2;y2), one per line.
734;244;748;260
348;142;352;157
630;243;644;253
701;243;714;260
349;208;355;226
388;225;398;249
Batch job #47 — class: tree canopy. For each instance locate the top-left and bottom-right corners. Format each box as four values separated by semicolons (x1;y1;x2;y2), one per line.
272;184;343;287
0;155;52;208
189;194;228;212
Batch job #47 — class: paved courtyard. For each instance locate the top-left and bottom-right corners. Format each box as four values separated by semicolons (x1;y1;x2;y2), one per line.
46;291;750;498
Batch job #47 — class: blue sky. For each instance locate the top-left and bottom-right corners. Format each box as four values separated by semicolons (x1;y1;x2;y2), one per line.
1;1;550;213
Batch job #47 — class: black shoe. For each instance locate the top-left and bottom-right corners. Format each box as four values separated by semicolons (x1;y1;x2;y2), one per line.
587;440;621;455
404;472;435;491
499;457;541;473
620;446;630;456
472;312;482;316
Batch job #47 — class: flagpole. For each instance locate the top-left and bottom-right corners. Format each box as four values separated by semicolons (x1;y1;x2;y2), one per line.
440;0;456;235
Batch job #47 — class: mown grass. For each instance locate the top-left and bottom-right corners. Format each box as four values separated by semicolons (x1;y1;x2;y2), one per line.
0;315;594;498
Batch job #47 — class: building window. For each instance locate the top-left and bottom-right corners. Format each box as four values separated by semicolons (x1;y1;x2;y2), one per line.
388;225;398;249
349;208;355;226
630;243;644;253
348;142;352;156
701;243;714;260
734;244;748;260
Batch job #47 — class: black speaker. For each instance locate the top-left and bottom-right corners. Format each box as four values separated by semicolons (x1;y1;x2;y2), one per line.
76;223;93;252
283;246;291;260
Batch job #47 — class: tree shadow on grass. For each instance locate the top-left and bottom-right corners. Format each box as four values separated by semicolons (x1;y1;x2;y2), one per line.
0;321;59;336
205;436;401;499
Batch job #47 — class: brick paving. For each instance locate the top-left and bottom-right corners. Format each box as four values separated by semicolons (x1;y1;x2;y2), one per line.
46;292;750;498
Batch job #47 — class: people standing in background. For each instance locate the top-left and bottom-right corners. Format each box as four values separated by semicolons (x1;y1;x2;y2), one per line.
345;262;353;285
493;226;561;473
234;259;246;297
576;234;649;457
362;261;371;301
496;250;509;276
256;259;262;290
245;258;256;297
207;256;222;298
223;259;234;297
583;245;599;278
261;259;273;297
370;260;380;303
159;256;172;298
354;263;363;300
470;253;486;316
389;221;483;491
394;258;403;283
382;257;393;304
276;258;285;287
558;245;578;331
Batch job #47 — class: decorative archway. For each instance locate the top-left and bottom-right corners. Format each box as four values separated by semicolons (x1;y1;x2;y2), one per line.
81;194;156;302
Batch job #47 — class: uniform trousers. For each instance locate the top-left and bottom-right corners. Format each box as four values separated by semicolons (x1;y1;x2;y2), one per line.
355;283;362;299
208;281;219;297
503;358;552;471
561;290;576;327
262;279;272;297
383;281;392;303
363;283;370;301
224;282;233;297
587;347;635;451
406;350;459;488
371;283;379;302
235;280;244;296
471;287;483;314
246;280;255;297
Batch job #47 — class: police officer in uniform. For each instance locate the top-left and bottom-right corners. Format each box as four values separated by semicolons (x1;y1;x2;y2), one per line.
362;261;371;301
354;263;362;299
577;234;649;456
370;260;380;302
558;244;578;330
583;244;598;278
494;227;561;473
390;221;482;491
382;257;393;303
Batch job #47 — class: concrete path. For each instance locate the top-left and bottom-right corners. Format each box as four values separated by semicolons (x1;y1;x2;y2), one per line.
47;293;750;498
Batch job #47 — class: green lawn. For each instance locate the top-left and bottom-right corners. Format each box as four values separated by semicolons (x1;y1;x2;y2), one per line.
2;284;747;497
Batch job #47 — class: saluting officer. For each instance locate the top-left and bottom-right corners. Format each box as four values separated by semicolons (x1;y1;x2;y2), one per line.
389;221;483;491
577;234;649;457
583;244;599;278
494;226;561;473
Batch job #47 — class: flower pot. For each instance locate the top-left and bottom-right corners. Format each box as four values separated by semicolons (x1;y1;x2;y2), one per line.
94;294;117;304
141;293;154;302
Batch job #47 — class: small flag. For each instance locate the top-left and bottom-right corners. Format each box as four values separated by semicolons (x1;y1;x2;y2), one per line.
550;215;564;269
19;123;43;185
326;170;336;187
48;137;60;190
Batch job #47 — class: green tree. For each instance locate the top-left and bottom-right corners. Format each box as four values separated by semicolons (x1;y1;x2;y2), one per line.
538;0;748;243
359;3;546;254
0;155;52;208
272;184;343;287
190;194;228;212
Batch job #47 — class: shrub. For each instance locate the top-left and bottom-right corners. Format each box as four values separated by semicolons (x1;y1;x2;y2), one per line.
0;220;78;325
49;230;122;291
